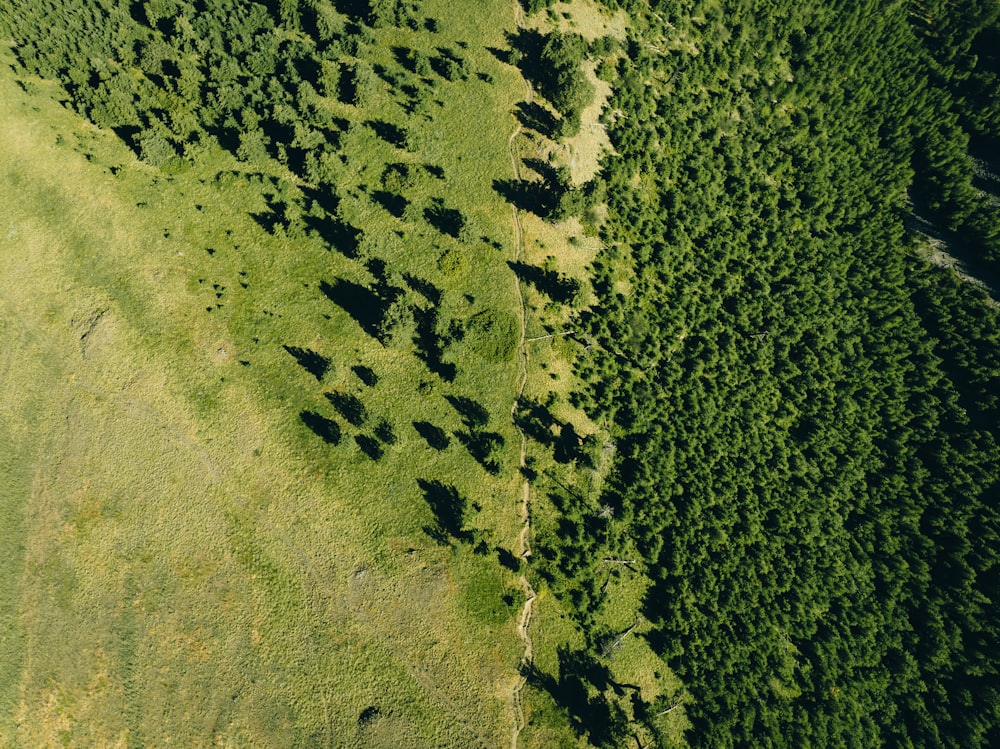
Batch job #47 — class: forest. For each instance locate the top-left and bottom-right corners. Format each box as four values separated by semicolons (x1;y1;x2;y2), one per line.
527;0;1000;746
0;0;998;747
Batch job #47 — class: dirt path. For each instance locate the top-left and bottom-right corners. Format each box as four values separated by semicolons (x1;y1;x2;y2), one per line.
508;4;537;747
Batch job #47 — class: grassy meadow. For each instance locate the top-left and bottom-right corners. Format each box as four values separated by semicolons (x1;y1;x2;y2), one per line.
0;3;531;743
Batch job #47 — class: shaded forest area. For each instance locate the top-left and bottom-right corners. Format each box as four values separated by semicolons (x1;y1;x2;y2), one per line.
514;0;1000;746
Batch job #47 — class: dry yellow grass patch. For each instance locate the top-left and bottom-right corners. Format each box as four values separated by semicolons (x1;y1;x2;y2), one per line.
551;61;615;186
524;0;629;41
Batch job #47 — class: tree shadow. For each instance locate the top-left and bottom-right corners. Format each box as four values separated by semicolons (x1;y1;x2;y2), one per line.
506;28;548;91
424;163;445;179
331;0;368;24
392;45;415;71
293;53;321;87
522;156;563;185
497;546;521;572
336;62;360;105
352;365;379;387
515;100;558;138
284;345;330;380
507;260;581;304
365;256;389;283
414;307;456;382
306;215;363;257
300;410;342;444
454;429;505;474
554;422;582;464
524;647;626;748
494;153;576;220
373;419;397;444
365;119;408;148
251;206;284;235
325;391;368;426
260;117;295;151
424;197;465;238
355;434;384;460
371;62;402;87
413;420;451;451
128;0;149;26
300;184;341;216
515;396;560;446
417;478;470;541
492;177;551;216
430;47;469;81
445;395;490;429
486;46;514;65
403;272;442;305
112;125;142;153
320;278;386;338
372;190;408;218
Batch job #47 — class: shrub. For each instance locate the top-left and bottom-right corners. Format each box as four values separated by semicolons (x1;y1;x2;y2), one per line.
437;246;467;276
464;309;519;361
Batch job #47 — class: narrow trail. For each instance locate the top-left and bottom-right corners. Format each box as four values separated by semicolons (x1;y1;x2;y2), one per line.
508;4;537;745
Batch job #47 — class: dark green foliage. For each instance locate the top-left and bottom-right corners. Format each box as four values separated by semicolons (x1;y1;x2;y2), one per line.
508;28;593;137
904;1;1000;271
377;295;417;348
437;245;467;276
0;0;394;182
344;60;379;107
367;0;420;29
137;128;176;166
527;0;1000;746
538;33;592;136
4;0;999;746
433;48;470;82
381;162;414;193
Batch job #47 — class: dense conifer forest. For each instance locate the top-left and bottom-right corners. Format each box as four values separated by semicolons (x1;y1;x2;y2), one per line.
1;0;998;746
545;0;1000;745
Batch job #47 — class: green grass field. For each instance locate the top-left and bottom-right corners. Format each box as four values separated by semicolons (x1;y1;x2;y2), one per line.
0;4;531;742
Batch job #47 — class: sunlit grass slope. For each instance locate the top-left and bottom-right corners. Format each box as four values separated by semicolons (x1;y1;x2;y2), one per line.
0;1;536;742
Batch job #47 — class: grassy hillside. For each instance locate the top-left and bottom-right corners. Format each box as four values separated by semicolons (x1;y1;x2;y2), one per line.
0;1;554;743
